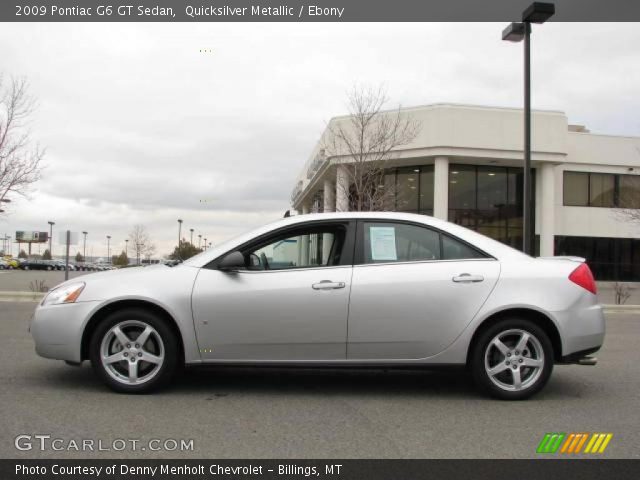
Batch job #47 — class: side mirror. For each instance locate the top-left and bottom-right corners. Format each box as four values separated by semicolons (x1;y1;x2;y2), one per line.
217;251;245;271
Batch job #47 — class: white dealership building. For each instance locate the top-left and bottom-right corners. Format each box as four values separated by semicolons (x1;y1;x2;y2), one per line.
291;104;640;281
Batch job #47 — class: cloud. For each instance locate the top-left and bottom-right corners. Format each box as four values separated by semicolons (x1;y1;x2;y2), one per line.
0;22;638;256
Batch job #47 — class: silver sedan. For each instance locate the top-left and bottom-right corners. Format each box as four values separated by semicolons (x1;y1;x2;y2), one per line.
30;212;605;399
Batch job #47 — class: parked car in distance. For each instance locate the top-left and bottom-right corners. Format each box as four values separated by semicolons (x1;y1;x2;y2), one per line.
0;258;9;269
2;257;20;269
30;212;605;399
20;259;54;271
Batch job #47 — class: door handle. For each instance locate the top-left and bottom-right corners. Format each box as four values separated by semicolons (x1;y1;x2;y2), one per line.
452;273;484;283
312;280;346;290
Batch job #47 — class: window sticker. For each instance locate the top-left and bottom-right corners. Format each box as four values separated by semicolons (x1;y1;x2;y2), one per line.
369;226;397;261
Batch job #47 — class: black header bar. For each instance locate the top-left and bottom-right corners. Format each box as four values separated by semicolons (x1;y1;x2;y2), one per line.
3;0;640;22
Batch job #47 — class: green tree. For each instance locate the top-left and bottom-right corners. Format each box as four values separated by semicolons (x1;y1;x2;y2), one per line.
18;249;27;258
112;251;129;267
75;252;84;263
42;249;52;260
168;241;202;261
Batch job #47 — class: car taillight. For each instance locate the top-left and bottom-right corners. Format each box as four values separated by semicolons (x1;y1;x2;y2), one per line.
569;263;597;295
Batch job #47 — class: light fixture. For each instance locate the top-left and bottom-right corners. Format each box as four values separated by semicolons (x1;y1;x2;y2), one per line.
488;173;496;176
522;2;555;23
413;169;420;172
451;171;459;175
502;22;526;42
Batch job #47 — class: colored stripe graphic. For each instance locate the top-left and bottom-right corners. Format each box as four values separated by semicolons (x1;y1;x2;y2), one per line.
560;433;589;453
539;433;613;454
537;433;565;453
584;433;613;454
574;433;589;453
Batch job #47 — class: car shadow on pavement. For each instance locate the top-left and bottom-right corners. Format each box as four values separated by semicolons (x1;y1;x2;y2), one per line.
175;366;478;398
35;363;591;400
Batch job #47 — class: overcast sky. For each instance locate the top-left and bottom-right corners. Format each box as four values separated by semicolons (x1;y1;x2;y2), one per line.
1;22;638;259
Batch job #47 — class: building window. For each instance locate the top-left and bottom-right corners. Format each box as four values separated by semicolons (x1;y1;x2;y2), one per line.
619;175;640;208
555;236;640;281
384;165;434;216
448;164;530;249
563;171;640;208
589;173;615;207
396;167;420;212
563;172;589;206
419;167;434;213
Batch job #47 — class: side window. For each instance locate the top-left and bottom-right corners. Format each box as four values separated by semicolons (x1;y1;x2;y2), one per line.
442;234;486;260
363;222;440;264
247;226;345;270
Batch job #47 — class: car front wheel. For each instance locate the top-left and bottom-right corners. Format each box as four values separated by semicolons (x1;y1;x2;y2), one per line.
471;318;553;400
90;308;179;393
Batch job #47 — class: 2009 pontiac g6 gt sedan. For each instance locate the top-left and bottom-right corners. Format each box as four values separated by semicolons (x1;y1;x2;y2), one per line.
30;212;605;399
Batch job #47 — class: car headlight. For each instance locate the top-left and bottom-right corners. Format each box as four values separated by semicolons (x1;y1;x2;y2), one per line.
41;282;86;306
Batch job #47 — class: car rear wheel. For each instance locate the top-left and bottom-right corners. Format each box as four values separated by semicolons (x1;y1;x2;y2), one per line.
90;308;179;393
471;318;553;400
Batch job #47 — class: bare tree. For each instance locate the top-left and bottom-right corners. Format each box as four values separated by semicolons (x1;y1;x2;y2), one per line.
128;224;156;264
0;76;44;211
323;85;421;211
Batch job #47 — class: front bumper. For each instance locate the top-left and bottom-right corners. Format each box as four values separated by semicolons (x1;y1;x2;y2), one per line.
30;300;102;363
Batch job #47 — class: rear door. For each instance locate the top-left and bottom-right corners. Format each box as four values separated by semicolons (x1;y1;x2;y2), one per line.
347;220;500;360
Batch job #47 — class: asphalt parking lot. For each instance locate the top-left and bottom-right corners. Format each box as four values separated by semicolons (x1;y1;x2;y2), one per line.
1;301;638;459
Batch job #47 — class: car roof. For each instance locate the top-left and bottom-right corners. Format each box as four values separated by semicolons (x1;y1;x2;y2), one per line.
183;212;528;268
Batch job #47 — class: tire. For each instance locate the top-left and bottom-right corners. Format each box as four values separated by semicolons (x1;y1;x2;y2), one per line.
470;318;553;400
89;308;179;393
23;265;29;271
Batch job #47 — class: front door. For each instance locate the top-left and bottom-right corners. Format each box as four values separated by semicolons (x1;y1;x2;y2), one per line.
191;222;355;361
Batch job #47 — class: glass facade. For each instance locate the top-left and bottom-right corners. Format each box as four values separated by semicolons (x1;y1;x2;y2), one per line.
555;236;640;281
384;166;434;215
448;164;530;250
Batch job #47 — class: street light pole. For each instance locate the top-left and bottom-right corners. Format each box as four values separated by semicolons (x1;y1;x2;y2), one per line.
82;231;88;261
106;235;111;264
523;21;532;256
47;221;55;258
198;234;202;249
177;219;183;250
125;239;129;261
502;2;554;256
190;228;194;245
204;238;207;251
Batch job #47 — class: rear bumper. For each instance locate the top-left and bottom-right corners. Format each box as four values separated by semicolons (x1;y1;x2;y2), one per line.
553;304;605;357
559;346;601;364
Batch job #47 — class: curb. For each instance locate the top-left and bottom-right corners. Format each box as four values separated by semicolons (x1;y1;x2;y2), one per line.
0;291;45;302
602;304;640;312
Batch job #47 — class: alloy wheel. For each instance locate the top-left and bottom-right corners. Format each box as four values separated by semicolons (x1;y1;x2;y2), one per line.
100;320;165;385
484;328;545;392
